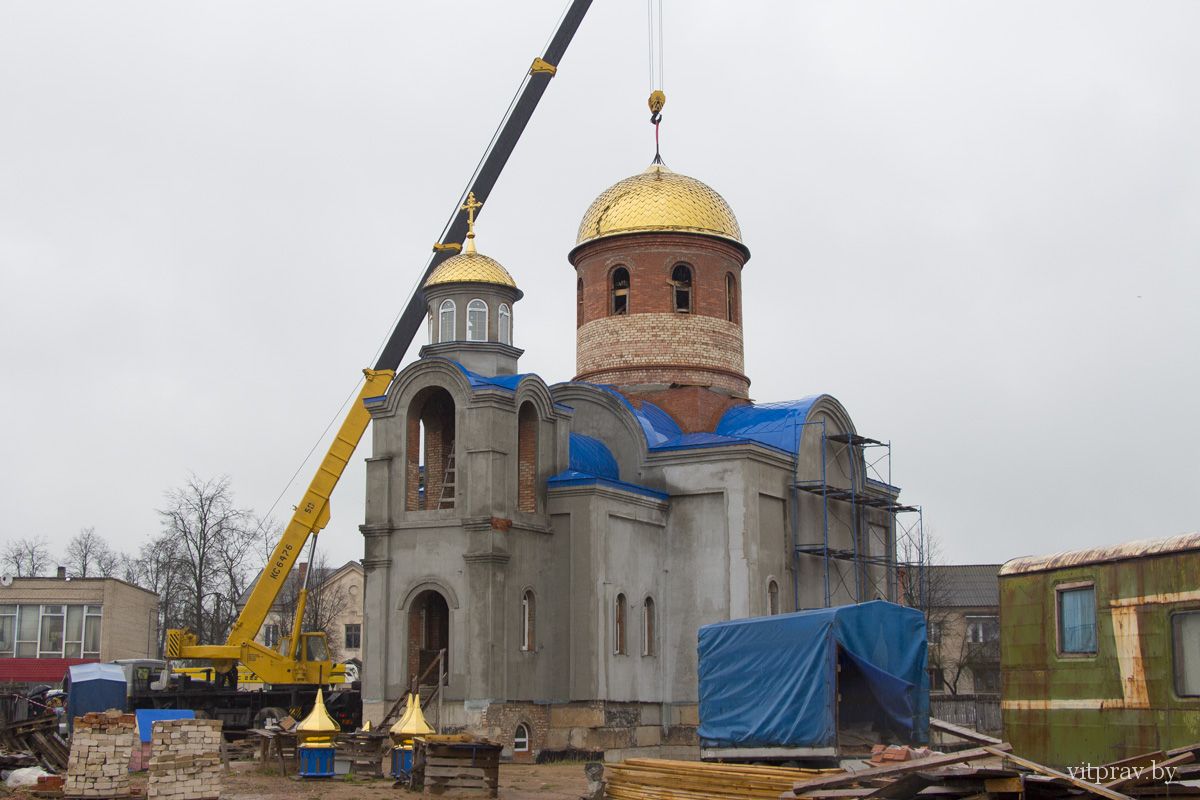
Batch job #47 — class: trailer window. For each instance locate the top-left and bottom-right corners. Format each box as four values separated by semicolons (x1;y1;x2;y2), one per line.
1057;585;1097;654
1174;611;1200;697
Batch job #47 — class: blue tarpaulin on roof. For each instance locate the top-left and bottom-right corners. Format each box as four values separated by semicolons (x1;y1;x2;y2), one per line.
697;601;928;750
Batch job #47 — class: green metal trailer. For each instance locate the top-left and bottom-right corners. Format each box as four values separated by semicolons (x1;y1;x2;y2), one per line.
1000;533;1200;767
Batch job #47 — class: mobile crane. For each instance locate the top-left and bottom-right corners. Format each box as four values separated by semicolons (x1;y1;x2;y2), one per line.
141;1;593;728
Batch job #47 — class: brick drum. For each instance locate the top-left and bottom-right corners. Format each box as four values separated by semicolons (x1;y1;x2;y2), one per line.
65;710;137;799
146;718;223;800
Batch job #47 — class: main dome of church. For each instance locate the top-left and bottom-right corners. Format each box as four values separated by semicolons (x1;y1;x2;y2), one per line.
574;163;744;251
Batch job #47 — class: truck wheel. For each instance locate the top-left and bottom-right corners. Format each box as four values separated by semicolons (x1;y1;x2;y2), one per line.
254;706;289;728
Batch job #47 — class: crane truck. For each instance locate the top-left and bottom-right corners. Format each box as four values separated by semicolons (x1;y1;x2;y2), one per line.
128;1;594;730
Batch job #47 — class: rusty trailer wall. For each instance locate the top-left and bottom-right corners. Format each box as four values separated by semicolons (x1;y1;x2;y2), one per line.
1000;535;1200;767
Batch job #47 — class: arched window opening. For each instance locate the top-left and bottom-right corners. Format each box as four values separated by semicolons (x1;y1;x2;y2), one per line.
611;267;629;315
576;278;584;326
428;312;436;344
768;580;780;616
520;589;535;651
672;264;693;313
642;596;655;656
407;387;456;511
467;299;488;342
513;723;530;753
517;402;538;513
614;593;627;655
726;272;739;323
407;589;449;686
498;303;512;345
439;299;456;342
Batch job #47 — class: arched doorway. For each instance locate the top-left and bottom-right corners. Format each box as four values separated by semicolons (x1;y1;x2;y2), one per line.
408;589;449;686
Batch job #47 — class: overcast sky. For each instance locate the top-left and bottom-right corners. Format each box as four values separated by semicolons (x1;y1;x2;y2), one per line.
2;1;1197;569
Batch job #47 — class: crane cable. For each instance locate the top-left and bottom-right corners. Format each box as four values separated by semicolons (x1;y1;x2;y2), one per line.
647;0;666;163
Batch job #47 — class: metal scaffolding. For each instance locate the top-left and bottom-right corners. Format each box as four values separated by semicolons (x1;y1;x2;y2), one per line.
789;420;926;609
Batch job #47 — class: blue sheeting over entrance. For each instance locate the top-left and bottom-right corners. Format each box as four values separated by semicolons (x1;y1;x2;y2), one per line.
697;601;929;750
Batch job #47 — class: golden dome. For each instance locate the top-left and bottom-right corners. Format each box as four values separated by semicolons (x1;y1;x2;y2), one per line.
296;688;340;746
424;250;518;290
574;163;745;253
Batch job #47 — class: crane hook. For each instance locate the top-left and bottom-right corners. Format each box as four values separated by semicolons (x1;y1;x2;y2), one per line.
648;89;666;124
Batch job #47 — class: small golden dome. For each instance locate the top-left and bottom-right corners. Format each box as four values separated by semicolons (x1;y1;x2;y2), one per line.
574;163;744;253
389;693;434;742
424;251;519;290
296;688;340;746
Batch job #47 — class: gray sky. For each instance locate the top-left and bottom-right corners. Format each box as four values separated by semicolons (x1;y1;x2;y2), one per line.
2;1;1197;568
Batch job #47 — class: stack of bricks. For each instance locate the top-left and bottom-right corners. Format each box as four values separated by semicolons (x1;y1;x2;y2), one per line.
147;719;224;800
65;710;137;799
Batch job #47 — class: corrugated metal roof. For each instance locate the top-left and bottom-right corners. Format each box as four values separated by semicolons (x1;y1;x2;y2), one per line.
1000;532;1200;576
0;657;96;684
928;564;1002;608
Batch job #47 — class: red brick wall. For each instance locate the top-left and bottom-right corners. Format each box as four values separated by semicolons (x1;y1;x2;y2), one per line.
517;404;537;513
623;386;749;434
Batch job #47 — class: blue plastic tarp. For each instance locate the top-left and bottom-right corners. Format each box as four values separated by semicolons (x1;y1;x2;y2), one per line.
66;663;127;728
697;600;929;750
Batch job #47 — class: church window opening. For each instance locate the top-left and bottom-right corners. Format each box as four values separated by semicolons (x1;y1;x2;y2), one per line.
611;267;629;315
517;402;538;513
467;299;488;341
672;264;693;313
439;299;456;342
428;312;435;344
642;596;655;656
520;589;535;651
726;272;738;322
513;723;530;753
498;304;512;345
408;589;449;686
768;580;780;615
577;278;584;325
406;387;456;511
614;593;627;655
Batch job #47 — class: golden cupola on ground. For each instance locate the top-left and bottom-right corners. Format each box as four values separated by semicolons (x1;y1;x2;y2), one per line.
569;162;752;429
421;192;524;377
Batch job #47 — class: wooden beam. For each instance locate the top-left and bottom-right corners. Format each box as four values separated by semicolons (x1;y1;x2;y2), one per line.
789;745;1012;795
928;717;1003;746
981;746;1133;800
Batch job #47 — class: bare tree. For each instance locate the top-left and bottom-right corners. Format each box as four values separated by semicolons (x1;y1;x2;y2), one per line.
63;527;120;578
158;475;256;645
272;549;350;660
124;532;189;656
1;536;54;577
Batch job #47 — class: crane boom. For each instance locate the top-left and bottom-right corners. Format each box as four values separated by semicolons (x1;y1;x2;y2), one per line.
166;0;593;687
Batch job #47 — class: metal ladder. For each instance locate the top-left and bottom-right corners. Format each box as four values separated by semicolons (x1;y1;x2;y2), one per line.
436;442;456;509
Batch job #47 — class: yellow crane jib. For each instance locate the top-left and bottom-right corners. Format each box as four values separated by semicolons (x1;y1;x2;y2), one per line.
166;368;395;686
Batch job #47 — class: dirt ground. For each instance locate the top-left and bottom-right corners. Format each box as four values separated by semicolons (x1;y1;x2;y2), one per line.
3;761;591;800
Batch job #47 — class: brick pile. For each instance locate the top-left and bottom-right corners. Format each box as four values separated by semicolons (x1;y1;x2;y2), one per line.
147;718;223;800
65;710;137;799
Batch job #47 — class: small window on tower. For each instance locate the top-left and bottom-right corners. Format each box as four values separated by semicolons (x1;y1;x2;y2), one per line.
499;304;512;345
467;299;488;341
726;272;738;322
672;264;692;313
577;278;584;325
611;267;629;315
439;299;456;342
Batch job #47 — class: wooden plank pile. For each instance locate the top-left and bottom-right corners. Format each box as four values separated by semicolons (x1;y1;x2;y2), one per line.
604;741;1200;800
1;714;70;772
412;734;501;797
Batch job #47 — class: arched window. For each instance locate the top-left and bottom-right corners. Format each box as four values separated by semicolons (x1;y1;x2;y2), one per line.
520;589;535;651
428;312;435;344
614;593;627;655
467;299;488;342
768;580;780;616
672;264;692;313
407;386;456;511
438;299;456;342
642;596;655;656
726;272;738;322
498;304;511;345
576;278;584;326
611;267;629;315
517;402;537;513
513;723;530;753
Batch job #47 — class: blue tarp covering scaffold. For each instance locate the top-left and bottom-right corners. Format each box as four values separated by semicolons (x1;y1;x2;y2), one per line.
697;600;929;750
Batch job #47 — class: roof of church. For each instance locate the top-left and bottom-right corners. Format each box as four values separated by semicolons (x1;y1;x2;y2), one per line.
424;250;518;290
574;163;746;255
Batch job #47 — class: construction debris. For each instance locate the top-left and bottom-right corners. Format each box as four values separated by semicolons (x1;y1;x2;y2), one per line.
603;740;1200;800
412;734;501;798
1;714;70;772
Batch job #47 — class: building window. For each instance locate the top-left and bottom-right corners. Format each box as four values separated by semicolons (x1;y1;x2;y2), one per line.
521;590;535;652
517;402;537;513
1;604;101;659
672;264;692;312
642;597;655;656
498;304;511;345
767;580;780;616
428;312;435;344
513;723;530;753
929;667;945;693
467;299;488;341
974;667;1001;694
966;615;998;644
614;593;627;655
577;278;584;326
264;623;281;649
928;620;942;645
611;267;629;315
1174;611;1200;697
344;623;361;650
726;272;738;322
0;605;14;658
439;299;456;342
1057;584;1097;654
